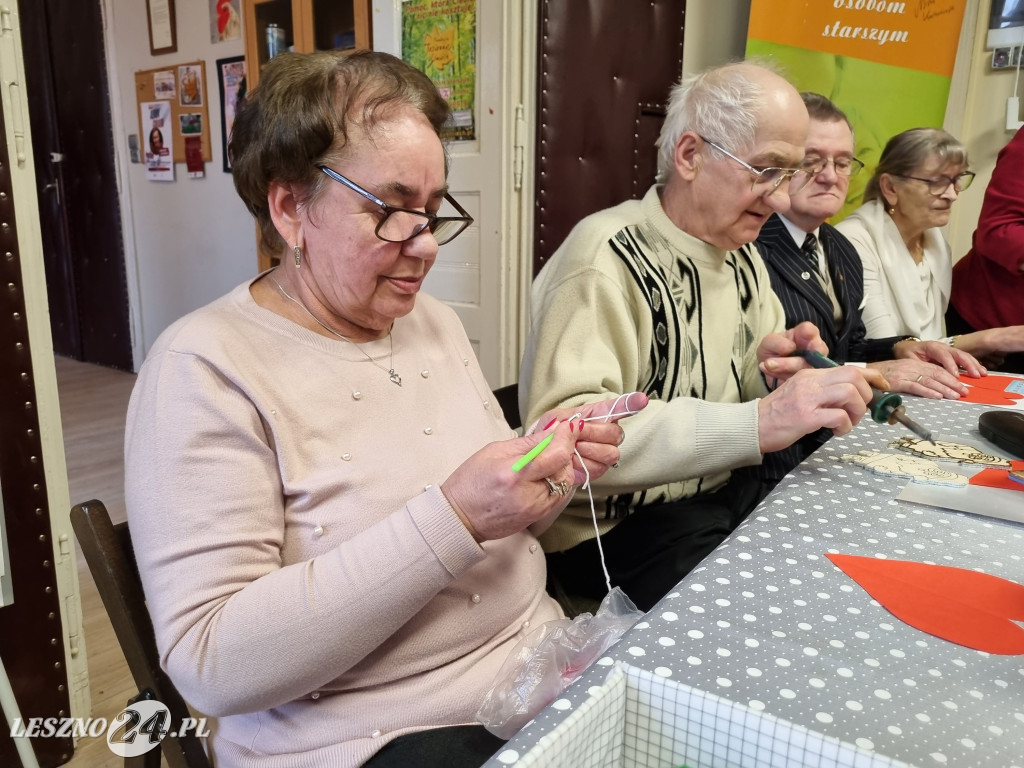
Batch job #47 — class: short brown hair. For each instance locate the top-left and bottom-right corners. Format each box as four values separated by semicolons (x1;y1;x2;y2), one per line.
864;128;967;203
229;50;451;250
800;92;852;132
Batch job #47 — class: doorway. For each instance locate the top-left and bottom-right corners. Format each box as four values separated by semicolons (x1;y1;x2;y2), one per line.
18;0;132;370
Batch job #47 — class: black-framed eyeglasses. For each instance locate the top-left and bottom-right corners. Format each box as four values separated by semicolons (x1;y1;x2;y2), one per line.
317;165;473;246
699;136;811;194
893;171;975;196
802;155;865;178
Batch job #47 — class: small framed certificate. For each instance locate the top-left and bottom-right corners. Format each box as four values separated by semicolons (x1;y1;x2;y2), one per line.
146;0;178;56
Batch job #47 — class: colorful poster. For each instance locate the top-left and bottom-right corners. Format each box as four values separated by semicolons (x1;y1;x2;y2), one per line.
401;0;476;141
217;56;247;172
153;70;176;99
746;0;968;220
211;0;242;43
178;64;204;107
142;100;174;182
185;136;205;179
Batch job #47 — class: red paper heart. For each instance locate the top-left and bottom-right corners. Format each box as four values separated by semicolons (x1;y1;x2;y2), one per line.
957;374;1024;406
826;554;1024;654
970;467;1024;492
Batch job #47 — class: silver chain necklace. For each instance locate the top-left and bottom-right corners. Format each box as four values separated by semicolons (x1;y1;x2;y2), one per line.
269;272;402;386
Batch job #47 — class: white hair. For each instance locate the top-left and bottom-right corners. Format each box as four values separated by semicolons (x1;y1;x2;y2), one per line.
655;65;768;182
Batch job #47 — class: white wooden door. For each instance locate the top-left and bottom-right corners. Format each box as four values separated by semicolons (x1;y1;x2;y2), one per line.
373;1;506;386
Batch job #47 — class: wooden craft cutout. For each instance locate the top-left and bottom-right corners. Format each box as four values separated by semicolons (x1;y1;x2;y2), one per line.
826;553;1024;655
889;436;1011;468
840;450;967;486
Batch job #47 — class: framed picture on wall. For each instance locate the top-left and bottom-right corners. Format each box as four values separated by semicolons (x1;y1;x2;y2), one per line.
146;0;178;56
217;56;247;173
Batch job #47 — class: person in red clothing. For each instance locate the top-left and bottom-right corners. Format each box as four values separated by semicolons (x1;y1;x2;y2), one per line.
948;127;1024;373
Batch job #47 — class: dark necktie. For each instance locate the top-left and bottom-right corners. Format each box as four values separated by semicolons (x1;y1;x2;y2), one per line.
801;232;820;275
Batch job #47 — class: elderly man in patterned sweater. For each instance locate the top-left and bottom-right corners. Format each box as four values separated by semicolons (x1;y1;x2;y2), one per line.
520;63;884;612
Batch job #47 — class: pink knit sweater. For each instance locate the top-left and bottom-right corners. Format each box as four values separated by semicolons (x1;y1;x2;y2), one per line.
125;280;562;767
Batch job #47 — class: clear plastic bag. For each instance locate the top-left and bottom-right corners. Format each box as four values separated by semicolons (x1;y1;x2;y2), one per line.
476;586;643;739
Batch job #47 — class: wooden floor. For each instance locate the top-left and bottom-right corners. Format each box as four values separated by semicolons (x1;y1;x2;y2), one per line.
53;355;164;768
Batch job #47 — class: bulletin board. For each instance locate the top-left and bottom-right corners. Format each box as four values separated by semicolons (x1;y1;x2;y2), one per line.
134;60;212;163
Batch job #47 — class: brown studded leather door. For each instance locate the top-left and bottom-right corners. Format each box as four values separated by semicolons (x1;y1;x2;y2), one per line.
533;0;687;274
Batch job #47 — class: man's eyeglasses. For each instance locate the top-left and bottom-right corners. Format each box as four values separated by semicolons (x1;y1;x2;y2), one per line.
802;155;865;178
700;136;811;194
893;171;976;196
317;165;474;246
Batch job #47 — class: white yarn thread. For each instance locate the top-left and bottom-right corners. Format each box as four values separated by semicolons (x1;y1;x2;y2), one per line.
569;392;642;594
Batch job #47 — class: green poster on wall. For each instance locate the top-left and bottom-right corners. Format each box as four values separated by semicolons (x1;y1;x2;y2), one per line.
746;0;968;223
401;0;476;141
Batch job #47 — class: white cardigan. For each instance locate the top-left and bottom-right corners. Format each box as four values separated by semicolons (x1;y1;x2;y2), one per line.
836;198;951;339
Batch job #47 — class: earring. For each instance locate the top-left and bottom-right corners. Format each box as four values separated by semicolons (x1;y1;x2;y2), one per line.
886;202;896;215
294;245;302;268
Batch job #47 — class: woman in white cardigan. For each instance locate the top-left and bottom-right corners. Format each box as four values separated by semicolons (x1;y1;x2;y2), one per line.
837;128;1024;368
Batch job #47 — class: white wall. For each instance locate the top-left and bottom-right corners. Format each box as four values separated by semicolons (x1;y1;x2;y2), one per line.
945;0;1020;262
103;0;257;367
683;0;751;74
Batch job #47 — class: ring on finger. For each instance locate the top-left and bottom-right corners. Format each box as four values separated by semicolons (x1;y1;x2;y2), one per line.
915;374;924;383
543;477;571;496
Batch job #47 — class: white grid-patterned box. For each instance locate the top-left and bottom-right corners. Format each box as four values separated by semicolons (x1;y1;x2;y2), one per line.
514;663;917;768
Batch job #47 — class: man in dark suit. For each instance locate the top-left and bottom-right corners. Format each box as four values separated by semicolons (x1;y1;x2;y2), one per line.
756;93;981;481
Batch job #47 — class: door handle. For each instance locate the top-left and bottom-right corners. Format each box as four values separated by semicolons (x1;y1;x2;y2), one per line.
43;180;60;206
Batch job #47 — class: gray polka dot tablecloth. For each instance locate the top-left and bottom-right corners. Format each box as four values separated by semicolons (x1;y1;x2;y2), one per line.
483;397;1024;768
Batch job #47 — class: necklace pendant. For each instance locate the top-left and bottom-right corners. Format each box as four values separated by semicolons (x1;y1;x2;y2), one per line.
389;370;402;387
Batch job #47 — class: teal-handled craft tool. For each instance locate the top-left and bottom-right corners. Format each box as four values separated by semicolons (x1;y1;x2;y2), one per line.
790;349;934;442
512;432;555;472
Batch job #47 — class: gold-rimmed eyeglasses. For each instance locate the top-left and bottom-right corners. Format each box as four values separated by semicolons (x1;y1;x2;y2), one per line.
801;155;865;178
699;136;811;194
892;171;975;196
317;165;474;246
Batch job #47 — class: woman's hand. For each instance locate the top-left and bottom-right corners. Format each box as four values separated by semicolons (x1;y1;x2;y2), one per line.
892;339;985;378
532;392;650;485
957;326;1024;365
867;359;968;400
441;422;578;541
441;393;649;541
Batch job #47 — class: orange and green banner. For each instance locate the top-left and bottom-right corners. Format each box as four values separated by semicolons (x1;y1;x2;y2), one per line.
747;0;968;219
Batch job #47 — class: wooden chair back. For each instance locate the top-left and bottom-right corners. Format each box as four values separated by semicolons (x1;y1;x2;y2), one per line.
492;382;521;430
70;499;213;768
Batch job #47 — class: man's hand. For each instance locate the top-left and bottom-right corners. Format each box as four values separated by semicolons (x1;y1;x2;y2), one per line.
868;359;967;399
892;339;985;378
757;366;885;454
758;321;829;383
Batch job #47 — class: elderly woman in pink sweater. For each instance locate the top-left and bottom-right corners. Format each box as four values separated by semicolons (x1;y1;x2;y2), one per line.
124;51;644;768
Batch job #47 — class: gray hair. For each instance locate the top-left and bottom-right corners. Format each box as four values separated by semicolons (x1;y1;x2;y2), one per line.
655;65;766;182
864;128;967;203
